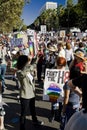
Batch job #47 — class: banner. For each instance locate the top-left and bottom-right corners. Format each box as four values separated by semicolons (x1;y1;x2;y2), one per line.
43;69;69;102
29;41;35;57
10;38;23;47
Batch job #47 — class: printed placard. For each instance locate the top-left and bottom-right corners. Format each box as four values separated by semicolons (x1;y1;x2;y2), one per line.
10;38;23;47
43;68;69;102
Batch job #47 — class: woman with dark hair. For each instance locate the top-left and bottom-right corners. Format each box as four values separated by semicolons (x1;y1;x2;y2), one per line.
64;63;87;130
49;57;67;123
59;66;82;130
16;55;44;130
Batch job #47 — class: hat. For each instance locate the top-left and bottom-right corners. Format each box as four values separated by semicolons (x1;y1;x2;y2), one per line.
57;41;65;47
74;51;85;60
47;46;57;52
11;50;17;55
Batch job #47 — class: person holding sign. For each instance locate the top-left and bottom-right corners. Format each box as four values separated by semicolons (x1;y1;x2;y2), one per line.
49;57;68;122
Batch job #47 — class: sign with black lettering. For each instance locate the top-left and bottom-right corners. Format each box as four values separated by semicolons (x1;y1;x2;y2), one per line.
43;69;69;102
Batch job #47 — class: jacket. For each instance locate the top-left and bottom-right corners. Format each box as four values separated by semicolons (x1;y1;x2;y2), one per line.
17;64;35;99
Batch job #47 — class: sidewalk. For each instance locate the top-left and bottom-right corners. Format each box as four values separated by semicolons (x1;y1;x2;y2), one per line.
2;78;59;130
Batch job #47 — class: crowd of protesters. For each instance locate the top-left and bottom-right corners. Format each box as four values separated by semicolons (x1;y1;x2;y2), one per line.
0;32;87;130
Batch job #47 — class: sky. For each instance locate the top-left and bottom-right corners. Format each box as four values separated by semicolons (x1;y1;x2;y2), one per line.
21;0;65;26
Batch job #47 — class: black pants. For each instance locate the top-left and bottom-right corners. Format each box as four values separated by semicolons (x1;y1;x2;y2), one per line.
37;63;42;81
20;97;37;130
51;102;62;122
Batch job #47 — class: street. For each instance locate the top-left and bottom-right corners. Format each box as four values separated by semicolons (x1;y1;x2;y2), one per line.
3;77;59;130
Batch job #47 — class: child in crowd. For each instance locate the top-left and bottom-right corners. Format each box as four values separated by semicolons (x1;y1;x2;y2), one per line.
0;75;5;130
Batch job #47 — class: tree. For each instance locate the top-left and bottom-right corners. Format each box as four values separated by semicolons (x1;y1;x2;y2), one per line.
59;7;78;29
78;0;87;13
75;2;87;31
32;9;59;31
0;0;24;33
66;0;73;7
59;1;78;33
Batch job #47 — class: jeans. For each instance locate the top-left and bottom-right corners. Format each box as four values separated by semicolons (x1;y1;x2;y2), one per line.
60;105;79;130
0;64;7;93
65;105;79;121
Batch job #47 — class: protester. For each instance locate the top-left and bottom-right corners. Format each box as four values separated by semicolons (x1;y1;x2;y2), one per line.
57;42;65;58
69;51;85;71
45;45;56;69
0;58;7;93
75;42;86;55
16;55;44;130
0;75;5;130
64;64;87;130
59;66;82;130
43;46;56;78
49;57;67;122
22;44;30;56
65;43;74;67
36;48;44;82
11;51;22;89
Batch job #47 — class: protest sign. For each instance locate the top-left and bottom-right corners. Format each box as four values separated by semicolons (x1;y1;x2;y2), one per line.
40;25;47;33
60;30;65;37
43;69;69;102
10;38;23;48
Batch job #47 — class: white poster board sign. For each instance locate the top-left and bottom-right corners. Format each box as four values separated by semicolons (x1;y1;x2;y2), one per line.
27;29;35;36
43;69;69;102
40;25;46;33
60;30;65;37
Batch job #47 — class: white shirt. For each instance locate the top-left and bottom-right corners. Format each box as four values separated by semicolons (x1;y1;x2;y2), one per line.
58;48;65;58
65;48;74;61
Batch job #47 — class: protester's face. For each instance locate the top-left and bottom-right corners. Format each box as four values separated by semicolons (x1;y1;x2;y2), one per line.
57;44;62;50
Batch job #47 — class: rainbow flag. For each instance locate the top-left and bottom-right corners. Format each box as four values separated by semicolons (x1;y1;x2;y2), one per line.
29;41;34;57
47;83;62;102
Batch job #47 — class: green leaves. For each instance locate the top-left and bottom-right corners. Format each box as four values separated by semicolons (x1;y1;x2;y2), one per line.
0;0;24;33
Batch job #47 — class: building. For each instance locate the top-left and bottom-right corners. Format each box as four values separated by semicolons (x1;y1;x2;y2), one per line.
40;2;57;15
